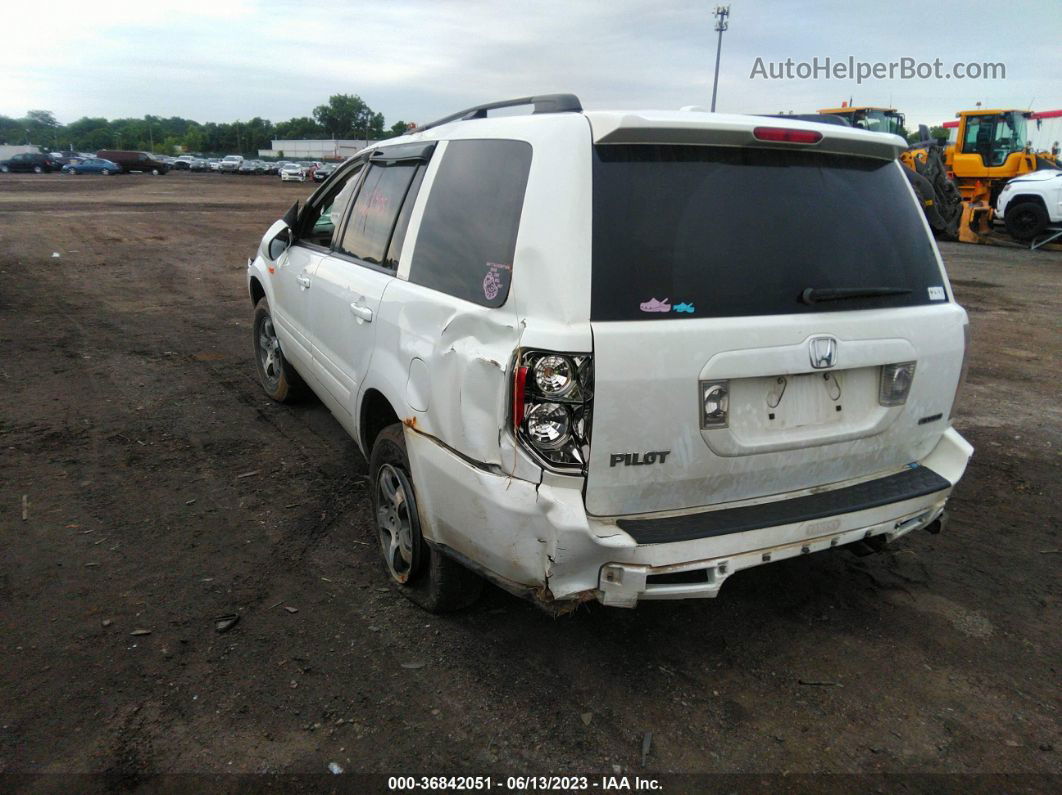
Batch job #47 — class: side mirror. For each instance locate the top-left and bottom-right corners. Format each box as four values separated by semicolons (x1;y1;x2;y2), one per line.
268;227;292;261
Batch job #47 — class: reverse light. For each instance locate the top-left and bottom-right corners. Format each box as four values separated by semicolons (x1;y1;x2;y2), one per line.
879;362;916;406
513;350;593;470
525;403;571;449
700;381;730;428
533;355;575;397
752;126;823;144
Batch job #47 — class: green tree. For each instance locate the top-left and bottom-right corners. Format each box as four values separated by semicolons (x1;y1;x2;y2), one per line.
387;120;413;138
0;115;27;144
312;94;383;140
275;116;325;139
23;110;61;147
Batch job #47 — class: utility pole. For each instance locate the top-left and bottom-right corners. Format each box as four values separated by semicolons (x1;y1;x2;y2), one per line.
710;5;730;112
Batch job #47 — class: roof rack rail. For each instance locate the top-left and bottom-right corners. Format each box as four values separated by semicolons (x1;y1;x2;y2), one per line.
414;94;582;133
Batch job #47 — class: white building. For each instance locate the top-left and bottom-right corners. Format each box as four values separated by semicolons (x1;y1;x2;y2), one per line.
0;144;40;160
258;138;381;161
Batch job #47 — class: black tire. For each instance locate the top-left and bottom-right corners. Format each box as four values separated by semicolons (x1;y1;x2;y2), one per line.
33;165;43;174
369;424;483;612
252;297;304;402
1004;201;1050;241
151;168;160;176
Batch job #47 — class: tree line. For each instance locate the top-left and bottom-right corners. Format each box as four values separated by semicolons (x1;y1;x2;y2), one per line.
0;95;413;156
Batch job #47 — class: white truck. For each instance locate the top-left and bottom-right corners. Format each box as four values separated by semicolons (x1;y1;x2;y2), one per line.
996;169;1062;241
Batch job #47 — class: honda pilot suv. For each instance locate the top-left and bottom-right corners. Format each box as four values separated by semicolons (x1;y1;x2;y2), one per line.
246;95;973;612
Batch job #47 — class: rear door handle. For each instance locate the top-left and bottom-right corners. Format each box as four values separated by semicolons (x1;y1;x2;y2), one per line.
349;302;373;322
296;274;311;289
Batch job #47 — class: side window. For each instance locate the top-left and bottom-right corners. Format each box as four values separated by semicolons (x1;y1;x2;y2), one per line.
337;161;420;268
409;140;532;307
296;162;364;247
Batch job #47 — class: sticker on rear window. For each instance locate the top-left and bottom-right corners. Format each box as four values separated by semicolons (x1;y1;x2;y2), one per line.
928;286;946;300
483;262;511;301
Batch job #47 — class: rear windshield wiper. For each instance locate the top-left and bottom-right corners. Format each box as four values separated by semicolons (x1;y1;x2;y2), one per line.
800;286;912;304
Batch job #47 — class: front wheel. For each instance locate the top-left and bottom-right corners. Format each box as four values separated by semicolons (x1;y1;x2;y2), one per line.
252;297;304;402
100;169;110;176
369;424;483;612
1004;202;1050;241
0;165;8;173
151;168;160;176
33;165;43;174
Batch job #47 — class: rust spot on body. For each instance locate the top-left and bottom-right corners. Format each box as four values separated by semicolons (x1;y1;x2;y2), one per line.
402;416;417;429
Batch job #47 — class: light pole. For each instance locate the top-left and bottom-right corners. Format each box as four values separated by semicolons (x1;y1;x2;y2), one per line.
710;5;730;112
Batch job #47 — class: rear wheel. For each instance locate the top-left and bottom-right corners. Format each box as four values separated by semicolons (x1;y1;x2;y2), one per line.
1005;202;1050;241
369;424;482;612
150;168;160;176
100;169;110;176
252;297;304;402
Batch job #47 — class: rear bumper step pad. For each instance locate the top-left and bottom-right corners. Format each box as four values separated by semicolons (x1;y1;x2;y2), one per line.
616;466;951;545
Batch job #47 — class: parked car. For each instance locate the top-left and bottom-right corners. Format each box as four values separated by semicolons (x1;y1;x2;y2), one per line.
279;162;306;182
0;152;64;173
172;156;195;170
95;150;170;175
48;151;81;165
189;158;210;172
218;155;244;173
996;169;1062;241
238;159;265;175
245;95;973;614
312;163;336;182
207;158;221;171
62;157;120;175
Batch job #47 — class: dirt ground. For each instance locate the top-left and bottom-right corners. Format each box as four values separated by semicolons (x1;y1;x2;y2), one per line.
0;173;1058;787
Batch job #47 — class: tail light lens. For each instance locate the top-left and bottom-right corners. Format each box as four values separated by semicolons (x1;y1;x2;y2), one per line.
879;362;916;406
700;381;730;428
512;350;593;470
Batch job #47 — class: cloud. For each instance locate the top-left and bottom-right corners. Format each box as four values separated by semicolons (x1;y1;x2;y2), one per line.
2;0;1059;128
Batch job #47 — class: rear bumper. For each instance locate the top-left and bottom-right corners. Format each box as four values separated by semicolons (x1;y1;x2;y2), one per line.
406;427;972;609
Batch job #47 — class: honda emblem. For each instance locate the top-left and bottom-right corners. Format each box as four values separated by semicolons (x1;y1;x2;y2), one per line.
809;337;837;369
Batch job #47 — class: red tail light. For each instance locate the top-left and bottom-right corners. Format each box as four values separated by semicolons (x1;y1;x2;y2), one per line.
513;366;528;430
752;126;823;144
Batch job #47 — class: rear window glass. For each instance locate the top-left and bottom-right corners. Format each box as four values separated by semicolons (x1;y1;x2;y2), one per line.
409;139;532;307
591;145;943;320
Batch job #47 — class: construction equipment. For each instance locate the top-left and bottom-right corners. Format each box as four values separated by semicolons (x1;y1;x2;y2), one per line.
818;106;963;239
936;109;1059;241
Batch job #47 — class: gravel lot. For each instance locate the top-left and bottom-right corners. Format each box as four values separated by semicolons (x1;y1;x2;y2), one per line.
1;173;1058;786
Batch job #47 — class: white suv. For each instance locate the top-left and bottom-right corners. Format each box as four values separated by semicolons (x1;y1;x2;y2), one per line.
246;95;973;612
996;169;1062;241
219;154;243;173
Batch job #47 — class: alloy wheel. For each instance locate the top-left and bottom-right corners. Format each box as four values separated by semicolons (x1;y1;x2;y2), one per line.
375;463;419;583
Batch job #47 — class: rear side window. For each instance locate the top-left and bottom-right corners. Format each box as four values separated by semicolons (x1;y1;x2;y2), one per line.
591;145;943;320
338;161;419;267
409;140;532;307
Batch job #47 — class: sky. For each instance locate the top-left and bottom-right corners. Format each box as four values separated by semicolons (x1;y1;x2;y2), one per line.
2;0;1059;130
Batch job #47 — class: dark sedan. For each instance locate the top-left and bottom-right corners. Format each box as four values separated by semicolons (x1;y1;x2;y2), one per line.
0;153;64;173
313;163;336;182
